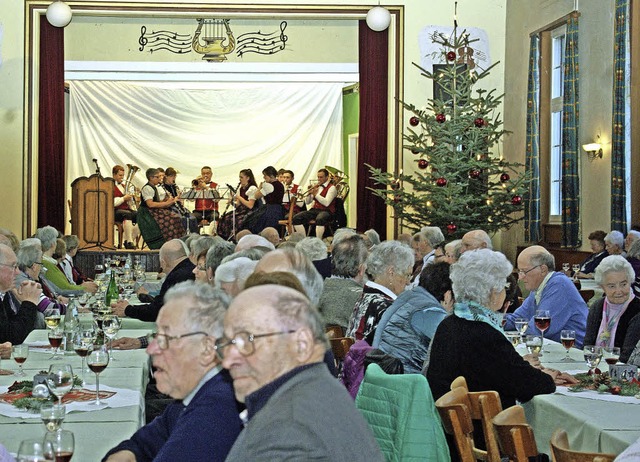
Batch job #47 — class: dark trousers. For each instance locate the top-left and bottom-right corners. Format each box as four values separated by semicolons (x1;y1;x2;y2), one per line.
292;208;333;226
115;208;137;224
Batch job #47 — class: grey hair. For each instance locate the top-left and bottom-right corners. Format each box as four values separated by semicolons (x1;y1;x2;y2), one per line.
594;255;635;286
445;239;463;261
332;228;357;246
628;239;640;260
269;286;328;349
332;235;368;278
528;248;556;271
0;228;19;252
235;234;275;252
163;281;230;339
605;230;625;248
61;235;80;252
364;229;381;247
17;244;42;272
366;240;415;279
420;226;445;248
34;226;59;252
222;247;268;263
190;235;218;259
295;237;328;261
214;257;258;289
451;249;513;307
206;240;236;274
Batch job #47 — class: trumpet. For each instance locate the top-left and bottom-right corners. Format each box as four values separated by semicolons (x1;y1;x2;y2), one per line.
297;181;319;199
124;164;140;211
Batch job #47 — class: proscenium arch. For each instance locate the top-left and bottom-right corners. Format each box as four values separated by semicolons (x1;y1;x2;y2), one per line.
23;1;404;237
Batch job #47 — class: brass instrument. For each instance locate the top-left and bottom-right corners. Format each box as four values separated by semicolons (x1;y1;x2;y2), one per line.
297;181;319;199
124;163;140;211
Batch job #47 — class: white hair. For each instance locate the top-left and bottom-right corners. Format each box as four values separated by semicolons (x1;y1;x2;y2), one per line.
214;257;258;290
235;234;276;252
295;237;328;261
450;249;513;307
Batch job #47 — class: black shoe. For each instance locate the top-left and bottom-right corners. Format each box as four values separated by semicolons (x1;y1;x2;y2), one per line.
124;241;136;250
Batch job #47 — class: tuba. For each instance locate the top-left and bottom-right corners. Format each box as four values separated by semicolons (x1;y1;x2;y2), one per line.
124;164;140;211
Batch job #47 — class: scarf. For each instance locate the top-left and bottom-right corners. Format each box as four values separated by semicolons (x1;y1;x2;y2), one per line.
597;292;634;348
454;300;507;338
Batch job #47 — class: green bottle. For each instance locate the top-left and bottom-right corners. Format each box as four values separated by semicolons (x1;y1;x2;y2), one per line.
105;269;119;308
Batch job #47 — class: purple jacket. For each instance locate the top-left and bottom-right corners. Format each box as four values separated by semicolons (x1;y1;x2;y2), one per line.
340;339;373;399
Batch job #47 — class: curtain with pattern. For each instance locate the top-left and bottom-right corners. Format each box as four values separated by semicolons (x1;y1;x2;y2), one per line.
524;35;540;243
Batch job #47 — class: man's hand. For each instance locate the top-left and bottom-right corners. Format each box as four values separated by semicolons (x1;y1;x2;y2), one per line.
111;337;142;350
0;342;12;359
81;281;98;293
13;280;42;305
522;354;541;368
136;286;149;296
111;299;129;317
105;450;136;462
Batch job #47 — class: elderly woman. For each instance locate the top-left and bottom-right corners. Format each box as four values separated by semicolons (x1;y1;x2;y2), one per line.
583;255;640;363
576;230;609;279
16;240;66;325
296;237;331;279
346;240;415;344
426;249;573;408
605;230;625;256
214;257;258;298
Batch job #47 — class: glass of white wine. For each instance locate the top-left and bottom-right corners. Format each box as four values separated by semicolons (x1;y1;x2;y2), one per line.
44;308;61;330
40;402;66;433
102;315;121;362
525;335;543;355
514;317;528;343
583;345;603;374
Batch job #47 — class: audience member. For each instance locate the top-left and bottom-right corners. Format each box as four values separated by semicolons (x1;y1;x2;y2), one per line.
59;235;88;285
444;239;462;264
411;227;444;279
605;230;625;256
259;227;280;247
295;237;331;279
188;235;219;265
504;245;588;347
192;249;209;284
234;234;275;252
104;282;242;462
460;229;493;253
625;230;640;252
218;285;383;461
0;228;19;252
575;230;608;279
214;258;258;298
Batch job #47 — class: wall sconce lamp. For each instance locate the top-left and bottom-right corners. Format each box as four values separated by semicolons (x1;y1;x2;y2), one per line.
46;0;73;28
582;137;603;161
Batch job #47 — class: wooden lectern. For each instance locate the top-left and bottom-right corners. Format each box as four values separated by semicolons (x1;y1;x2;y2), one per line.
70;174;115;249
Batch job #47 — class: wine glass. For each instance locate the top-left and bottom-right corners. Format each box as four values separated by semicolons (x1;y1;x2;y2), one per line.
44;429;74;462
48;327;64;360
572;263;581;279
584;345;603;375
40;402;66;433
525;335;543;355
17;439;54;462
44;308;61;331
102;315;121;362
533;310;551;354
505;332;520;347
562;262;570;274
46;364;74;406
94;263;105;277
12;344;29;376
72;330;94;383
603;346;621;366
560;330;576;362
87;346;110;405
514;317;528;343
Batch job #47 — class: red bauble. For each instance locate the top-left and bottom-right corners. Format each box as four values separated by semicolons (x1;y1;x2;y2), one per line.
393;195;401;204
446;51;456;61
500;172;510;182
469;169;482;179
418;159;429;169
436;177;448;187
435;113;446;123
511;195;523;205
446;222;457;234
474;117;485;128
409;116;420;126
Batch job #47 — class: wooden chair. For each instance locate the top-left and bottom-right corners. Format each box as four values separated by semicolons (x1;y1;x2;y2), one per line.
550;429;615;462
278;200;296;238
492;405;540;462
325;325;344;339
450;375;468;391
329;336;354;377
579;289;595;305
114;222;124;249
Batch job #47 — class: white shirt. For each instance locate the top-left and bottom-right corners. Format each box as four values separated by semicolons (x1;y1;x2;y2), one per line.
305;181;337;208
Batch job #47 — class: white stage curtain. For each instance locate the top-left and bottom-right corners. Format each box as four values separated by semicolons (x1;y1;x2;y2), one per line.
67;80;343;196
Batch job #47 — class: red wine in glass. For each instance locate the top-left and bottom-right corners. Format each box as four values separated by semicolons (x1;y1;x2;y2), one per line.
561;338;575;349
49;336;63;348
74;346;91;357
534;316;550;332
88;362;108;374
55;451;73;462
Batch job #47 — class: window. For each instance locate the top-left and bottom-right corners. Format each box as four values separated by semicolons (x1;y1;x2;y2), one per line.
549;25;565;219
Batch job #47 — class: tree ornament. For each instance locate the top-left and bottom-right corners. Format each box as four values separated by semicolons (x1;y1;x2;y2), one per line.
436;177;448;187
435;113;446;123
409;116;420;127
468;169;482;179
446;222;457;234
446;51;456;62
418;159;429;170
474;117;485;128
511;195;523;205
411;148;420;154
500;172;510;182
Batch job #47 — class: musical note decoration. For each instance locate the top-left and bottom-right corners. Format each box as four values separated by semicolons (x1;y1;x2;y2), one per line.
236;21;288;58
138;26;193;54
192;19;236;62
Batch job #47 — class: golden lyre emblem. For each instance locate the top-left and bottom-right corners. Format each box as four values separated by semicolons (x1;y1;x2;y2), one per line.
192;19;236;62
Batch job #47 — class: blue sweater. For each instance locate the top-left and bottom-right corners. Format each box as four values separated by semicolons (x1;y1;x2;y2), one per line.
504;272;588;348
103;370;242;462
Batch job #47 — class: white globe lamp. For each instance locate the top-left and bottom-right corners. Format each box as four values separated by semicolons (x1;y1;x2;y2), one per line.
46;1;73;28
366;6;391;32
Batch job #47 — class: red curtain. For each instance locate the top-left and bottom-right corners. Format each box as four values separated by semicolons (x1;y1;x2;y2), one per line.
356;21;388;236
38;19;66;231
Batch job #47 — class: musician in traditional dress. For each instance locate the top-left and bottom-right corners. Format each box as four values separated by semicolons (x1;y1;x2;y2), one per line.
140;168;185;241
292;169;337;241
243;166;284;234
164;167;198;233
112;165;139;250
193;166;219;225
216;169;258;241
281;170;303;214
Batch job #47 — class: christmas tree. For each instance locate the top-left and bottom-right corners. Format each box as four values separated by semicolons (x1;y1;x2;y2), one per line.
368;29;529;239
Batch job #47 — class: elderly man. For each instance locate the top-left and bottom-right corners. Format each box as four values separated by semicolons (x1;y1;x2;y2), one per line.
409;226;444;284
218;285;383;461
626;230;640;252
112;239;195;322
317;234;367;333
460;229;493;253
504;245;588;347
104;282;242;462
0;244;41;344
259;227;280;247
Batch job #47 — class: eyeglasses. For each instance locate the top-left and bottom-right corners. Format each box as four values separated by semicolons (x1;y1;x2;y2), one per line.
195;265;207;272
434;253;446;260
0;262;19;271
151;331;208;350
214;330;296;359
31;261;43;267
517;265;540;276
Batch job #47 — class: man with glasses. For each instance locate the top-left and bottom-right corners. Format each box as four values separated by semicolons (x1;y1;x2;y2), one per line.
0;243;41;344
104;281;242;462
219;284;383;461
504;245;588;347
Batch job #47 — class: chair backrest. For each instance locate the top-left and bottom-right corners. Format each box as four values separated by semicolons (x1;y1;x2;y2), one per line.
579;289;595;305
450;376;469;391
278;200;296;237
492;405;539;462
325;325;344;339
550;429;615;462
330;337;354;362
434;387;477;462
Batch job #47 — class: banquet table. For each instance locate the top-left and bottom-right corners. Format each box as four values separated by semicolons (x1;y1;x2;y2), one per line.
0;328;153;460
518;339;640;456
